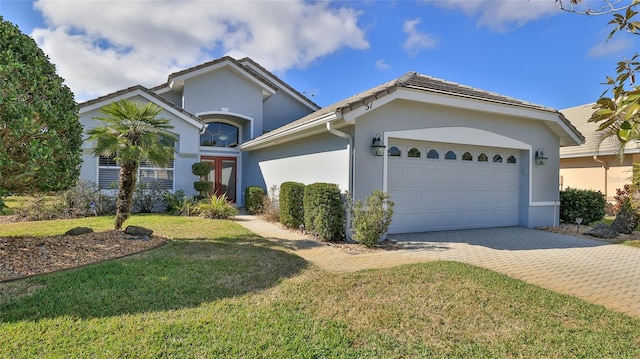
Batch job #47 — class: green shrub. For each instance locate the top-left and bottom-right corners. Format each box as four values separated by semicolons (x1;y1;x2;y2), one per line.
303;183;344;241
132;182;168;213
349;190;395;247
191;162;211;177
559;187;606;225
0;196;7;214
279;181;305;228
194;181;213;194
192;162;212;197
244;186;265;215
175;198;198;216
162;189;186;214
196;193;238;219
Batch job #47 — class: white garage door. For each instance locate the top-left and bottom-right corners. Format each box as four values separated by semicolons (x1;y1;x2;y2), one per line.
387;140;521;233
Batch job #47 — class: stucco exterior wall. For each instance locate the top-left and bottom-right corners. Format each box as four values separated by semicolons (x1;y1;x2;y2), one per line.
351;99;561;228
157;90;182;108
263;91;315;133
242;131;351;202
182;68;264;136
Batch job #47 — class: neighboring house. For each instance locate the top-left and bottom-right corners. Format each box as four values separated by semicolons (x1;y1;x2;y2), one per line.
79;56;320;203
560;104;640;202
79;56;584;233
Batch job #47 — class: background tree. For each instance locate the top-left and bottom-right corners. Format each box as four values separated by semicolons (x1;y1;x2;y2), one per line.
556;1;640;153
0;17;82;194
86;100;176;229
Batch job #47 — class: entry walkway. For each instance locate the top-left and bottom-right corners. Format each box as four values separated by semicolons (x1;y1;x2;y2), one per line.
234;215;640;318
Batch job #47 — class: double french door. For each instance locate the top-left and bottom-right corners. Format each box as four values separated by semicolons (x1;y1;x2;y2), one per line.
201;156;237;202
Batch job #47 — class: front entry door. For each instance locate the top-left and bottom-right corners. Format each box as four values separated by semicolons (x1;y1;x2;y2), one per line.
203;157;237;202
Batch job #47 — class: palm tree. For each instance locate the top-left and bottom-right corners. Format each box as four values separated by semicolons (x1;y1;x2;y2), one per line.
86;100;176;229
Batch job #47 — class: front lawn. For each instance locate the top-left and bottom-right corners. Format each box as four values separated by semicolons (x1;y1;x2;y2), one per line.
1;215;639;357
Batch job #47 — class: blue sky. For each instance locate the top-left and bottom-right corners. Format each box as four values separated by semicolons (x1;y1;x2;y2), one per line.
1;0;637;110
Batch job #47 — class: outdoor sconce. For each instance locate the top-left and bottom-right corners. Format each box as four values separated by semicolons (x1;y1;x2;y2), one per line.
371;133;386;156
534;148;548;165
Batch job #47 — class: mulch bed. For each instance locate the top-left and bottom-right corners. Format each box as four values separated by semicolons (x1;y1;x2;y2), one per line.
0;229;168;282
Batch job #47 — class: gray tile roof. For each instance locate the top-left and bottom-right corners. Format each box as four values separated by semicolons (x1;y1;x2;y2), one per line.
78;85;203;125
238;57;320;110
243;72;584;147
560;103;640;158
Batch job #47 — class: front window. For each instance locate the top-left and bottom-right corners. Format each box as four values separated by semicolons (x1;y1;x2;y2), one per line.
200;122;239;148
98;155;174;190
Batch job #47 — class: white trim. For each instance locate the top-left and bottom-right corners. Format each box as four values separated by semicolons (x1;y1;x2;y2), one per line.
385;127;531;150
196;111;254;139
530;201;560;207
240;112;339;150
170;60;276;97
79;89;205;131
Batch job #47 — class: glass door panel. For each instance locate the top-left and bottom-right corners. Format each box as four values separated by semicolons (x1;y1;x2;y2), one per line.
221;160;236;202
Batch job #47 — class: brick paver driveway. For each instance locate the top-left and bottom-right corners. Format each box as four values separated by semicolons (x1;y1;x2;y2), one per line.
235;215;640;317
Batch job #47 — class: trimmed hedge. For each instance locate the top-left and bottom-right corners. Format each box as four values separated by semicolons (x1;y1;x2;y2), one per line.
244;186;265;215
559;187;606;225
304;182;344;241
279;182;305;228
191;162;211;177
193;181;213;194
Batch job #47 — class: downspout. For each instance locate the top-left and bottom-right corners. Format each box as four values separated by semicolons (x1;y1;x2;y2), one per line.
326;119;355;240
593;156;609;201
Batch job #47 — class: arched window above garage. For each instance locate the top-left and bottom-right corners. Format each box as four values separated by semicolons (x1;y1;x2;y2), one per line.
493;154;503;163
445;150;456;160
507;155;517;164
478;153;488;162
408;147;421;158
388;146;401;157
462;152;473;161
426;149;439;159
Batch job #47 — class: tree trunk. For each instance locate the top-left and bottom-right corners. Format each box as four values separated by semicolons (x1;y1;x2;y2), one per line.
114;162;138;230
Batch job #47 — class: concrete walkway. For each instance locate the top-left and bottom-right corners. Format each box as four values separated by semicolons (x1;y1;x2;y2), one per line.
234;215;640;318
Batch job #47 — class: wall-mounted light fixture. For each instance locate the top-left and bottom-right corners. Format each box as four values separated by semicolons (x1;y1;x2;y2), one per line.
534;148;548;165
371;133;386;156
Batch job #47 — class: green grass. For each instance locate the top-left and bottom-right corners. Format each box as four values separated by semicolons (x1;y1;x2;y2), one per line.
0;196;34;215
2;215;640;357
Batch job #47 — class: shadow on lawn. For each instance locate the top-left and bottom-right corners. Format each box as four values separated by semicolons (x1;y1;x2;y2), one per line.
0;236;307;323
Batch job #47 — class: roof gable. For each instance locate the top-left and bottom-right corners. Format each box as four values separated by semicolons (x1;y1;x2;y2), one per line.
165;56;276;98
238;57;320;111
78;85;204;131
560;103;640;158
242;72;585;150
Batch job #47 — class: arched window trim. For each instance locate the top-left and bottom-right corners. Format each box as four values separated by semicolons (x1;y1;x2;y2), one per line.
444;150;457;161
200;121;240;148
388;146;402;157
478;153;489;162
462;151;473;161
493;154;503;163
507;155;517;164
407;147;421;159
426;149;439;160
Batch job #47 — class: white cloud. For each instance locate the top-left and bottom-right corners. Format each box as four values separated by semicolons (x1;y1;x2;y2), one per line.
402;18;439;57
588;37;634;57
31;0;369;101
375;59;390;70
433;0;559;32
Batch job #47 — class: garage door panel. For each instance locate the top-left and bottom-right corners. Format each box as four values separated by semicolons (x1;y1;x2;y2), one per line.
388;141;521;233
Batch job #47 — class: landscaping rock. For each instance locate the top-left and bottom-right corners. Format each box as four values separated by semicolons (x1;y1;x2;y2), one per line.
585;223;618;239
124;225;153;241
65;227;94;236
611;207;640;235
